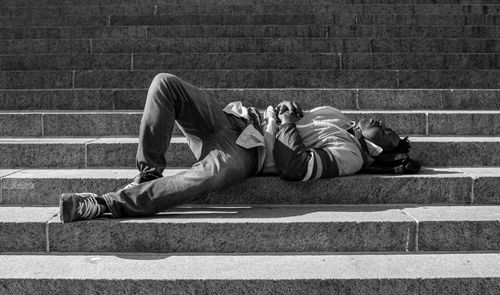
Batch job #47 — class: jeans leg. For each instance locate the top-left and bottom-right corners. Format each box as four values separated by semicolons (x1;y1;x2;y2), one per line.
103;128;257;217
136;73;231;177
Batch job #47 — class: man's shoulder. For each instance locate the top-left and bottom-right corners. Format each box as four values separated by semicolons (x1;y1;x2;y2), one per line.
310;106;342;113
307;106;347;121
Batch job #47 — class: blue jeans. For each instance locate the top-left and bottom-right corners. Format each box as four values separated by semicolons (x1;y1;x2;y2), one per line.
103;73;258;218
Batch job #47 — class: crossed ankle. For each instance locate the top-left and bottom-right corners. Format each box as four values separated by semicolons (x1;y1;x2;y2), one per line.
137;171;162;183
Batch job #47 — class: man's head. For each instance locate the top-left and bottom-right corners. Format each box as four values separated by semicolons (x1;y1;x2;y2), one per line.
356;118;401;152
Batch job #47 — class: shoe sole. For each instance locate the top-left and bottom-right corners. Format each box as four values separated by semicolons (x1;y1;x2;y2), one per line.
59;193;77;222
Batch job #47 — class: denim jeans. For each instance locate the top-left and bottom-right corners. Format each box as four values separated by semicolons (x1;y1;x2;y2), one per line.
102;73;258;218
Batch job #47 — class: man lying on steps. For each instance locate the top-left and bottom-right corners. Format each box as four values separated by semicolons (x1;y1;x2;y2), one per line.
60;73;420;222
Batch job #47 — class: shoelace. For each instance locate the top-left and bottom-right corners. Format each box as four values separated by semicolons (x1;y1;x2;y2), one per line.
76;194;102;219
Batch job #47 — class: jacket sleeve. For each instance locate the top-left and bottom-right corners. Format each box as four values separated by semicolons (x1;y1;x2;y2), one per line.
273;123;339;181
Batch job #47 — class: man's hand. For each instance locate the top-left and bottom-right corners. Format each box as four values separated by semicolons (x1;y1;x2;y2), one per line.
276;101;303;124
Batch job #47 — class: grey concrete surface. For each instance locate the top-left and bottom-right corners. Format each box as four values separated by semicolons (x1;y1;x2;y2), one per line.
8;110;500;136
0;167;479;205
2;88;498;111
0;206;56;252
85;137;195;167
405;206;500;251
0;137;499;168
0;138;93;168
0;253;499;294
3;69;498;89
456;167;500;204
48;204;416;252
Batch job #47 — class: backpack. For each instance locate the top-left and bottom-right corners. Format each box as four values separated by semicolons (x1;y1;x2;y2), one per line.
357;135;421;175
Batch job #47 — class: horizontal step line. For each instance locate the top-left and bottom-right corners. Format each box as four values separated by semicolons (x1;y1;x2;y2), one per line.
0;136;499;143
2;110;500;114
1;88;499;91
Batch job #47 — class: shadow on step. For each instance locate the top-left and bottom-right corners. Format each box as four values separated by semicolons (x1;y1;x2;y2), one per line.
99;204;412;221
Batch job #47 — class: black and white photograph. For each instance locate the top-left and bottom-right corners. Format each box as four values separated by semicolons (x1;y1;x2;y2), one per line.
0;0;499;294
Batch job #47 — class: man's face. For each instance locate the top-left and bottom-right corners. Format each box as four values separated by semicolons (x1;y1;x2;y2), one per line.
357;118;401;151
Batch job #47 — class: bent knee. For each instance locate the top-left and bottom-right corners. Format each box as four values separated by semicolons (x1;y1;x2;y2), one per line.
152;73;179;85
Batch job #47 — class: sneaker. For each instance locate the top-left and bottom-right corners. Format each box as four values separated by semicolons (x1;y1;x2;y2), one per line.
59;193;106;222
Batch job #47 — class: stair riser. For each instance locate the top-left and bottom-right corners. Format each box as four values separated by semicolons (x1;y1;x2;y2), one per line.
47;220;416;253
43;210;500;253
3;38;499;54
1;169;480;205
2;112;499;137
2;4;500;16
418;221;500;251
2;14;499;27
0;141;192;168
116;15;500;26
2;70;499;89
341;53;500;70
1;25;499;40
2;53;499;71
0;278;497;295
1;207;498;253
1;5;155;17
1;89;498;111
0;140;498;168
356;15;500;25
2;15;341;27
0;207;55;252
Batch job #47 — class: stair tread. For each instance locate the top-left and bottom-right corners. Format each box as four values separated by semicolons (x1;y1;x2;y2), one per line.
2;203;500;222
0;252;498;280
0;253;499;293
2;166;498;177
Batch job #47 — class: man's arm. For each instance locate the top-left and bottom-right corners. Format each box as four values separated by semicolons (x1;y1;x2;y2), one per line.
273;102;339;181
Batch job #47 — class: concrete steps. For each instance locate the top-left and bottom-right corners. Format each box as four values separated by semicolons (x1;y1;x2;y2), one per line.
0;136;499;168
3;69;500;89
1;14;499;27
1;205;499;253
2;25;499;40
2;167;498;205
2;3;500;16
0;253;498;294
1;0;498;292
1;88;498;110
2;53;499;71
2;14;340;27
3;38;499;54
1;110;499;137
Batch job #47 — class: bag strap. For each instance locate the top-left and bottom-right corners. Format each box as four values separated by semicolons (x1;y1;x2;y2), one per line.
346;127;371;170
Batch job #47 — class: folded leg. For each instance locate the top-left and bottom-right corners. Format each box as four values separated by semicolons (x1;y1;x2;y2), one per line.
136;73;232;178
104;128;258;217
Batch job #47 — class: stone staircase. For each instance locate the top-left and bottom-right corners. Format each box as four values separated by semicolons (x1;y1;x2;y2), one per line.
0;0;499;293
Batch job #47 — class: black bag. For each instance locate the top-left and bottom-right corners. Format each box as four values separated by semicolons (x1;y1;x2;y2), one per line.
361;136;421;174
365;152;421;174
